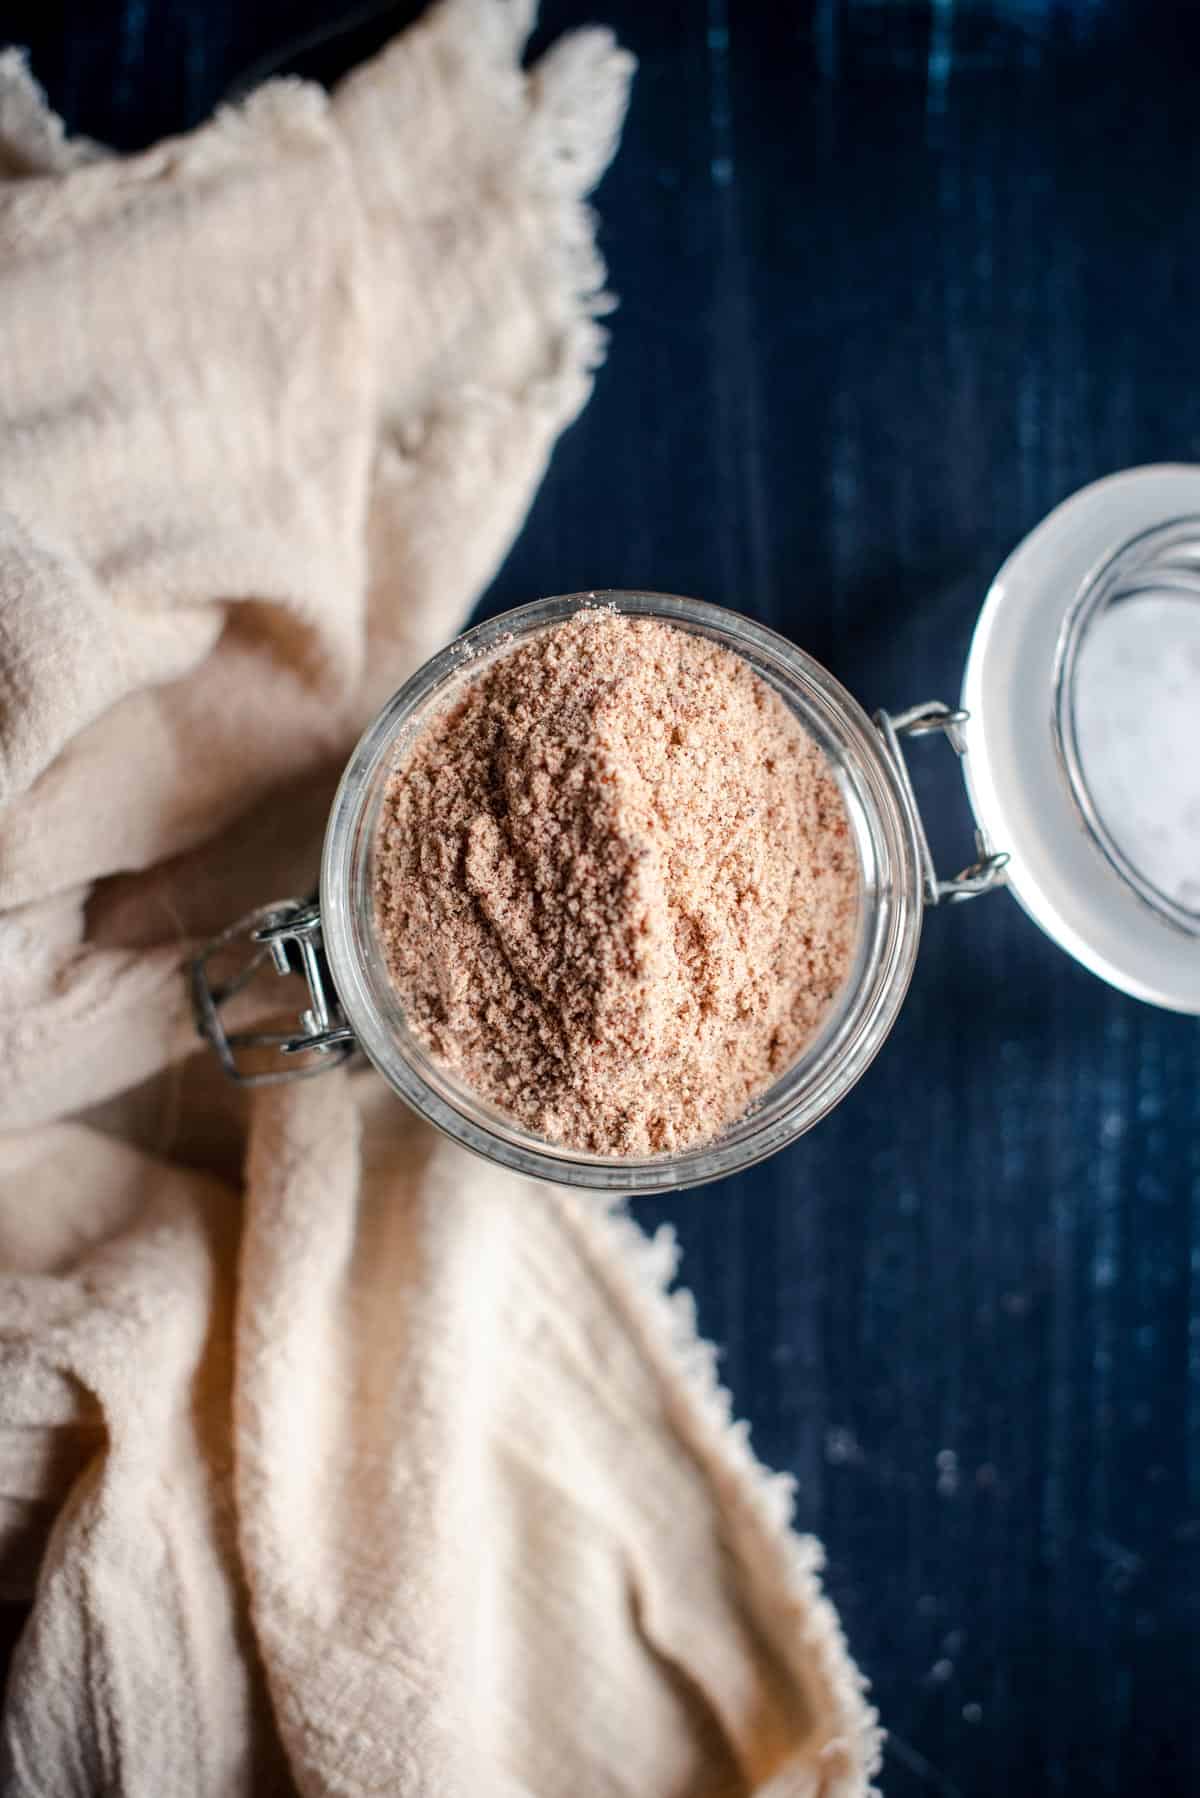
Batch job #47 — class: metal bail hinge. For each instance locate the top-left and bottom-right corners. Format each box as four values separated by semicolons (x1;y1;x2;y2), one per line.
190;897;356;1086
875;701;1010;906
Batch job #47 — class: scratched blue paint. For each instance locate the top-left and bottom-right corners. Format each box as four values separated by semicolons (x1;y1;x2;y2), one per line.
927;0;956;112
113;0;148;109
814;0;839;80
705;0;735;185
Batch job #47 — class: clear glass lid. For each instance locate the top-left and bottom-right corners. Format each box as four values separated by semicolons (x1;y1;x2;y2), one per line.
962;465;1200;1013
1058;518;1200;934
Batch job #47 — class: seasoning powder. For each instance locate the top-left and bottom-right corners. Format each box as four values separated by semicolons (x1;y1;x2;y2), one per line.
374;611;858;1155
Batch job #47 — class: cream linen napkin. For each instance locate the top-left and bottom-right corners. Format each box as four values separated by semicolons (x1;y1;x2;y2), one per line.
0;3;880;1793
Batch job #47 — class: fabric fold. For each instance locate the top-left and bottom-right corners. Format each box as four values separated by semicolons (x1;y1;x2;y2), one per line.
0;6;878;1794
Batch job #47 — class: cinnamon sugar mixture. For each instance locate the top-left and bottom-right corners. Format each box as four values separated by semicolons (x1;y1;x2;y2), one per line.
373;611;858;1155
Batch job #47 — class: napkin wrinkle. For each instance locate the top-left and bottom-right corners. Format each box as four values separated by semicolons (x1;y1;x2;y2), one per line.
0;49;101;176
0;7;880;1795
564;1196;879;1794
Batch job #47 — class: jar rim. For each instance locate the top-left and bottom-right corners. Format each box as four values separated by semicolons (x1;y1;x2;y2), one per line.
321;592;925;1190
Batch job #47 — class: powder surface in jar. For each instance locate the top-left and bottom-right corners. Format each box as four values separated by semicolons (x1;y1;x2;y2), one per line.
373;611;858;1155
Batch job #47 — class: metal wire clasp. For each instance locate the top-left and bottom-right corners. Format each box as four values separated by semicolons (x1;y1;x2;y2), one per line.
190;898;356;1085
875;702;1010;905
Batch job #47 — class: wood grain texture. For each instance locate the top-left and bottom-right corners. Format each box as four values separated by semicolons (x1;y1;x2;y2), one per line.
6;3;1200;1793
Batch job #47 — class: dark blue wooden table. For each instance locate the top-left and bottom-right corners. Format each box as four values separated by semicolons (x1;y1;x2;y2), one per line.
8;2;1200;1792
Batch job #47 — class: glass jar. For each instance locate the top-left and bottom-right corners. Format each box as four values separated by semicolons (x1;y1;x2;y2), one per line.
960;463;1200;1010
193;466;1200;1190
